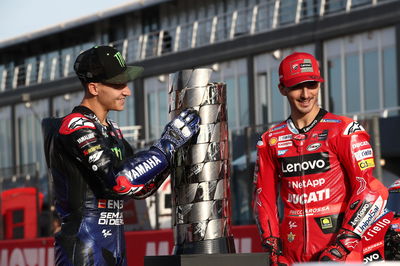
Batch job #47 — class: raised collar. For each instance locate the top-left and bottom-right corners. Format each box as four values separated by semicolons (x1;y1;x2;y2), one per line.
287;108;328;134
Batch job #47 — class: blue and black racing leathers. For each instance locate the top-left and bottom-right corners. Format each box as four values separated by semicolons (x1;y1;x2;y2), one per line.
42;105;199;265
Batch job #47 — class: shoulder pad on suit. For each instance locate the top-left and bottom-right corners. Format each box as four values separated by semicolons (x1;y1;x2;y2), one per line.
59;113;96;135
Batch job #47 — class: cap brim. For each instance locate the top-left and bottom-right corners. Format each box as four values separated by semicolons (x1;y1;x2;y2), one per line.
103;66;144;84
285;76;324;88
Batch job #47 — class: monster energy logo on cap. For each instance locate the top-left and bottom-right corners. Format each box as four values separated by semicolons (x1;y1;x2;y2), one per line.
74;45;143;85
114;52;126;67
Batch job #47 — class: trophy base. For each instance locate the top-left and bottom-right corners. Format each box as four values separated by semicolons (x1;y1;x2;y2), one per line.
144;253;269;266
173;236;236;254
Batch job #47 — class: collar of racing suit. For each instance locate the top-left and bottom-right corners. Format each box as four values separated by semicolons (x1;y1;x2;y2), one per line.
72;105;104;125
287;108;328;134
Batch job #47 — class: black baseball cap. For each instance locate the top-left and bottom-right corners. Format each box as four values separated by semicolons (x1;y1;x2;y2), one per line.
74;45;144;84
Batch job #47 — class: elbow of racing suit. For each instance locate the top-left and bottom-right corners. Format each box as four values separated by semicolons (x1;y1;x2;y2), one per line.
320;179;388;261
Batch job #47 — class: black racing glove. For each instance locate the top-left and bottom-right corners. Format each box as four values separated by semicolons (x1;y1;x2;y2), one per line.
262;237;290;266
153;108;200;163
319;228;361;261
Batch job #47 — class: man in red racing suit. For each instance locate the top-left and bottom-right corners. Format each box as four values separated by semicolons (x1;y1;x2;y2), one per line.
253;52;388;264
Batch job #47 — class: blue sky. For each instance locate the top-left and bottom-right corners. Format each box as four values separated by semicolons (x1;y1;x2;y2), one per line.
0;0;136;42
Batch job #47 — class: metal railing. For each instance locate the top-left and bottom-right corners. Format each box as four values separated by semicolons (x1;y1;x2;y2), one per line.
0;0;394;92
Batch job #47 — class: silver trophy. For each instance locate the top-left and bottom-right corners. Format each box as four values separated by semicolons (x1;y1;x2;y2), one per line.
169;68;235;254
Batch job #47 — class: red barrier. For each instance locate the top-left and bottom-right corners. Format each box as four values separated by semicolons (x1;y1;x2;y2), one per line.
1;187;44;239
0;225;263;266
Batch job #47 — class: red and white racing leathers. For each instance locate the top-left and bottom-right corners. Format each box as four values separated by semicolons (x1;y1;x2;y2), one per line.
253;108;388;263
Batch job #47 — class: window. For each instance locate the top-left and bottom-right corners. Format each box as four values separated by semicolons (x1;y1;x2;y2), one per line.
325;0;346;14
363;50;379;111
345;53;360;113
383;46;397;110
256;73;268;125
279;0;297;25
24;56;38;86
324;27;397;115
144;76;168;141
211;58;249;131
301;0;320;20
15;99;49;179
270;68;286;122
327;57;342;114
52;91;84;117
0;106;13;169
0;65;5;91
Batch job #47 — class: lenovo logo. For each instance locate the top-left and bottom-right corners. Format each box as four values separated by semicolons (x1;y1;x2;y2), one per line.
279;152;330;177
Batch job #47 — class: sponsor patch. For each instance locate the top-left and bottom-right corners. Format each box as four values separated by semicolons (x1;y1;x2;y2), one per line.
321;119;341;123
278;141;293;148
269;137;278;146
358;158;375;170
317;130;329;140
288;178;325;189
344;121;365;135
287;188;330;204
277;149;288;156
126;155;163;180
354;148;373;161
320;216;333;229
102;229;112;238
288;221;297;229
98;199;123;209
289;206;330;217
268;130;285;137
349;198;383;235
363;251;383;263
270;124;286;132
98;212;124;225
77;133;95;144
287;232;296;242
98;199;107;208
84;145;101;155
279;152;330;177
306;143;321;151
352;141;369;149
279;134;292;141
314;214;343;234
88;151;103;163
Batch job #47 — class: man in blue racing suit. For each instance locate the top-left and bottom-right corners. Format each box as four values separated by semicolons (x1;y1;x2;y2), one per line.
42;45;200;265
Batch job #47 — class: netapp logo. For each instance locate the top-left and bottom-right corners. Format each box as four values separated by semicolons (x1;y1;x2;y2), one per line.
279;152;330;177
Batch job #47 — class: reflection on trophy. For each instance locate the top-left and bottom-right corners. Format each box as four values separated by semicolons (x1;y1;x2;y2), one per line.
169;68;236;254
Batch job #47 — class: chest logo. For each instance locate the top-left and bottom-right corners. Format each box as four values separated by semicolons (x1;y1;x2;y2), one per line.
279;152;330;177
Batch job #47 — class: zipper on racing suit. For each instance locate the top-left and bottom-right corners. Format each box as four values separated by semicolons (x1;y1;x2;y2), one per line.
294;133;308;255
300;143;308;255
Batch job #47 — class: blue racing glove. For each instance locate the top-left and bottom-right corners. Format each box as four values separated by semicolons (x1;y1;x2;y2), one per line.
153;108;200;163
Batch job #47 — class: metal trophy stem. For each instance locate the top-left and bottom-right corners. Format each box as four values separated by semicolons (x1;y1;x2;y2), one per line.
169;68;235;254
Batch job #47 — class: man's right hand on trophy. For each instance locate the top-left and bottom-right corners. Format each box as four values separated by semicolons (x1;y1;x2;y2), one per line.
153;108;200;162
